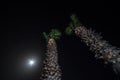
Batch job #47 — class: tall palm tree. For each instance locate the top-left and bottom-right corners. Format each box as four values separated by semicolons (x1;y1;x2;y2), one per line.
65;14;120;78
40;29;62;80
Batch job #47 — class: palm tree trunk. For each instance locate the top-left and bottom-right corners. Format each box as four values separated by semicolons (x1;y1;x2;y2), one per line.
40;39;61;80
75;26;120;77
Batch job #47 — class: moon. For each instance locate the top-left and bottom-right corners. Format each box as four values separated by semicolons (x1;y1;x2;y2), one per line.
29;60;35;66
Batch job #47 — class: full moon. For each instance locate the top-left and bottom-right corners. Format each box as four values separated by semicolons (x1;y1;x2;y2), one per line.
29;60;35;66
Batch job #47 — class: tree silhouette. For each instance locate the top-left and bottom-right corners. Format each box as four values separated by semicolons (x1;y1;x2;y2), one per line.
65;14;120;79
40;29;62;80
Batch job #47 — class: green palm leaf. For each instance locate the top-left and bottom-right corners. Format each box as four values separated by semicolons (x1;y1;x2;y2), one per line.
43;29;61;41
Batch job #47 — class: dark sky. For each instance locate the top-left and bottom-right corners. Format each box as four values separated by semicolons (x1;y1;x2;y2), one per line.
1;2;120;80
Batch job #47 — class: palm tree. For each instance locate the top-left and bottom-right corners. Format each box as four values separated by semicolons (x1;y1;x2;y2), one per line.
40;29;62;80
65;14;120;78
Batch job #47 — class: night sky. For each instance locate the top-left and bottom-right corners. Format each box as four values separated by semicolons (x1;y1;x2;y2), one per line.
1;2;120;80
